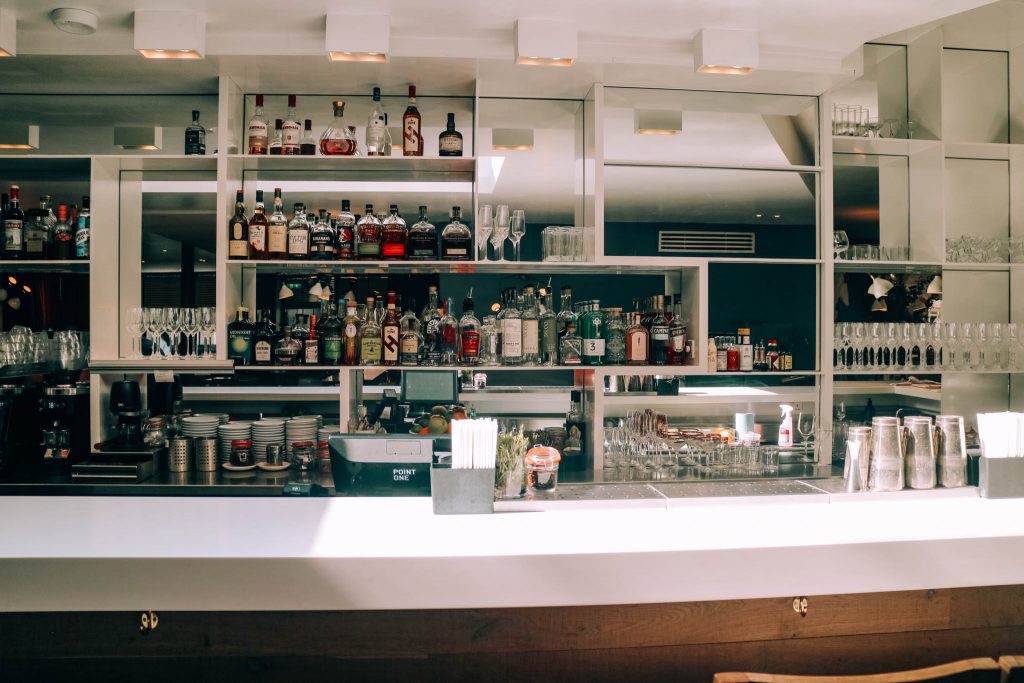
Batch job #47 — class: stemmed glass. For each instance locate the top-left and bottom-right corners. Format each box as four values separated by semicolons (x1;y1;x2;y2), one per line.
509;209;526;262
884;323;899;372
143;308;163;358
126;307;144;358
959;322;976;370
868;322;883;370
477;204;494;262
797;408;816;454
490;205;510;261
200;307;217;358
182;308;200;359
164;308;181;359
944;322;959;370
851;322;866;370
833;323;845;371
833;230;850;260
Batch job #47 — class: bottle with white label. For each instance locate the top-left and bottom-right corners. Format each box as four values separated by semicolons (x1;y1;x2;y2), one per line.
738;327;754;372
247;95;269;154
580;301;606;366
778;404;795;448
281;95;301;155
521;292;541;366
707;336;718;373
286;203;310;260
499;291;523;366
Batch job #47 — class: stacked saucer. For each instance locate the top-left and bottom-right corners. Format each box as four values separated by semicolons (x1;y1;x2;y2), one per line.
286;416;320;452
181;415;220;441
252;418;287;462
217;421;252;464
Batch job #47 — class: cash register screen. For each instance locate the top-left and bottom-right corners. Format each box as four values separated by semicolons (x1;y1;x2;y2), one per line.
400;370;457;404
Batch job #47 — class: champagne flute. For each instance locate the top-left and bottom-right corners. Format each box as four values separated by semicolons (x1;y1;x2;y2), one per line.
509;209;526;262
143;308;162;358
491;205;510;262
126;307;144;359
477;204;494;262
164;308;181;360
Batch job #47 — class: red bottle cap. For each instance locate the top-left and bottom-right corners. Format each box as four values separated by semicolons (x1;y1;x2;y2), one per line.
408;85;416;98
256;94;264;107
57;204;67;220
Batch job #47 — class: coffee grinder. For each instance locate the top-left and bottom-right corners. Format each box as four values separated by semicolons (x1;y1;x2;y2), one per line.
102;379;145;451
79;378;158;481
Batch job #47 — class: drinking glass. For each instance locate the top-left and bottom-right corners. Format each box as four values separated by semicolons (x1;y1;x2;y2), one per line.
144;308;163;358
126;307;144;359
182;308;200;360
845;425;872;485
477;204;494;262
898;323;914;370
935;415;967;488
943;322;959;370
884;323;899;371
868;322;883;370
868;416;904;491
200;307;217;357
989;323;1004;370
833;323;845;371
796;408;816;454
851;322;866;369
164;308;182;360
1008;323;1021;370
976;322;989;370
959;322;976;370
491;205;510;261
509;209;526;262
833;230;850;260
904;416;936;489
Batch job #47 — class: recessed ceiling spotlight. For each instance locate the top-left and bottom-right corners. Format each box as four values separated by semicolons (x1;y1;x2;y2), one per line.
50;8;99;36
772;214;781;219
754;213;763;218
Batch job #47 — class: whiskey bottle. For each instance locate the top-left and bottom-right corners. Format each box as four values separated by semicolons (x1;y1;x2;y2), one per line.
341;300;361;366
381;292;401;366
286;203;310;260
458;292;481;365
252;310;275;366
300;119;316;155
51;204;73;260
309;209;335;260
266;188;288;259
669;295;688;365
228;189;250;260
336;200;355;259
407;206;438;260
248;189;268;260
318;301;343;366
273;327;302;365
269;119;283;155
399;298;422;366
75;196;90;260
421;288;443;366
355;204;382;259
227;307;255;366
2;185;24;259
380;205;407;260
403;85;423;156
499;294;523;366
247;95;269;154
281;95;301;155
440;206;472;261
39;195;55;257
438;113;463;156
185;110;206;155
626;312;649;365
360;299;383;366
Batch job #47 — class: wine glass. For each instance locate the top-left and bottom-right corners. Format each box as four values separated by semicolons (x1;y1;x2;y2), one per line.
164;308;181;360
868;322;883;370
509;209;526;262
796;407;816;454
125;307;144;359
200;307;217;358
490;205;510;261
833;230;850;260
850;322;866;370
182;308;200;360
477;204;494;262
143;308;162;358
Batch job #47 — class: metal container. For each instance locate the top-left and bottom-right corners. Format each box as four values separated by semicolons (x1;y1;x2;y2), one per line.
903;416;936;489
430;464;495;514
936;415;967;488
194;437;217;472
266;444;284;466
868;416;903;492
167;437;192;473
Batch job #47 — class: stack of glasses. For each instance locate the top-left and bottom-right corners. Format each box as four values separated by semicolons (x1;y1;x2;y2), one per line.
844;414;967;492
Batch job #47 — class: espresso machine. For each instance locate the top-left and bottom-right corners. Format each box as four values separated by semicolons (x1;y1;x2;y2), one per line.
77;379;160;481
39;381;90;466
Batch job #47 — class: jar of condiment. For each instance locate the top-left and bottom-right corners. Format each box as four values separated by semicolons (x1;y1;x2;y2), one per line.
525;444;561;492
230;440;254;467
316;440;331;473
291;441;315;470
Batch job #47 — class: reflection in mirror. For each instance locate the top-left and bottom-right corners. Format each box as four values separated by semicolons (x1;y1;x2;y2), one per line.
833;153;909;258
942;49;1009;144
604;165;816;259
603;88;817;166
830;44;909;137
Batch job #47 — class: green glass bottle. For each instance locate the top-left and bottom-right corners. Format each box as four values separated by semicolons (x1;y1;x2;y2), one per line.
579;301;606;366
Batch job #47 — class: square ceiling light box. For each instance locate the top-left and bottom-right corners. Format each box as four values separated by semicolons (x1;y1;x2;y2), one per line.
134;10;205;59
0;124;38;149
694;28;758;74
327;14;389;62
515;18;576;66
492;128;534;151
115;126;163;150
0;8;15;57
635;109;682;135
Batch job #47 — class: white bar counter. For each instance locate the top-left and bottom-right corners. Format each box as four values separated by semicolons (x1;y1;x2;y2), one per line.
1;488;1023;612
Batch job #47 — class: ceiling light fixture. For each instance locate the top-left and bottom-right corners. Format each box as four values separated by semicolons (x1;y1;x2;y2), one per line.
326;14;389;62
114;126;162;151
492;128;534;151
867;276;894;299
926;274;942;295
515;18;576;66
279;283;295;300
0;8;16;56
134;10;205;59
694;28;758;75
50;8;98;35
0;124;38;149
634;109;682;135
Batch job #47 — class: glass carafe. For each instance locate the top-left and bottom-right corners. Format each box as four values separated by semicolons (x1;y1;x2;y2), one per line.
903;416;936;489
319;101;357;156
935;415;967;488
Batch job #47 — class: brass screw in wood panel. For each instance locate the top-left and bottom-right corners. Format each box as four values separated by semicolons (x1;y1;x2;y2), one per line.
792;597;808;617
139;610;159;634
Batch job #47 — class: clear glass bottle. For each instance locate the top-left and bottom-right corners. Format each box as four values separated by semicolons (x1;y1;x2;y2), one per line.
560;322;583;365
556;287;576;346
266;188;288;259
580;302;606;366
269;119;283;155
407;206;438;260
247;94;269;154
440;206;472;261
355;204;382;260
273;326;302;365
421;288;443;366
366;87;391;156
605;308;626;365
480;315;499;365
381;205;407;260
399;298;422;366
626;312;649;365
281;95;301;155
23;209;47;259
379;291;400;367
438;113;463;156
300;119;316;155
286;203;309;260
309;209;335;260
185;109;206;155
341;300;361;366
538;292;558;366
439;297;459;366
319;100;357;155
499;293;523;366
521;293;540;366
458;293;482;366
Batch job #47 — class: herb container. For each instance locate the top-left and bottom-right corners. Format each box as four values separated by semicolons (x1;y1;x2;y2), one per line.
525;445;561;492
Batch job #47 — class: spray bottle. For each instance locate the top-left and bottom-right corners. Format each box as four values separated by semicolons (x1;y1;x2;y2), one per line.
778;404;794;448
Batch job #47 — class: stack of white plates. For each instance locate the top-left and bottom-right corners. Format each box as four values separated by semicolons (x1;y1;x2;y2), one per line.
217;421;253;464
286;416;320;450
181;415;220;440
252;418;287;462
318;424;341;444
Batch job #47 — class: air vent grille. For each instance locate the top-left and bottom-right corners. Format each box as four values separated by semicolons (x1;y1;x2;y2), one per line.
658;230;755;255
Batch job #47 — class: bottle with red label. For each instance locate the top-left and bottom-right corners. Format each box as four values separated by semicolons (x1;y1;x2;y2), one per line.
439;297;458;365
403;85;423;156
380;205;407;260
459;291;482;365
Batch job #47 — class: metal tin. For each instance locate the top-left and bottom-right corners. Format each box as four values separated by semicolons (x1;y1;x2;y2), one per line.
168;437;192;473
194;437;218;472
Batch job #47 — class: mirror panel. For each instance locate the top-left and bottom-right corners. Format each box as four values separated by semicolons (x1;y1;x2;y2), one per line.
942;49;1009;144
833;153;910;256
830;44;909;135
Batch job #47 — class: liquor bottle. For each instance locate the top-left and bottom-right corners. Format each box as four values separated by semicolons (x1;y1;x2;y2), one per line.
399;298;422;366
459;292;481;365
726;334;740;371
580;302;606;366
605;308;626;365
403;85;422;156
266;189;288;259
439;297;458;365
300;119;316;155
556;287;576;342
273;327;302;365
309;209;335;260
500;294;523;366
247;95;269;154
248;189;268;259
366;87;391;156
626;312;649;365
407;206;438;260
252;311;275;366
738;328;753;372
336;200;355;259
23;209;47;259
51;204;73;260
668;295;687;365
521;293;540;366
320;101;358;155
563;390;587;472
767;339;781;371
304;314;320;365
39;195;55;257
649;295;670;365
269;119;283;155
381;205;407;260
707;337;718;373
286;203;310;260
319;301;343;366
539;292;557;366
185;110;206;155
292;314;309;359
480;315;498;364
360;299;383;366
354;205;381;260
716;336;729;372
421;288;443;366
560;322;583;365
440;206;472;260
228;189;250;260
341;300;361;366
438;113;463;156
75;196;90;260
281;95;301;155
227;307;255;365
381;292;401;366
3;185;24;259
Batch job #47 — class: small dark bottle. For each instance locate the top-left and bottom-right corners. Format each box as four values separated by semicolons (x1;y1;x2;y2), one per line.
185;110;206;155
438;113;463;157
300;119;316;155
227;307;256;366
252;310;276;366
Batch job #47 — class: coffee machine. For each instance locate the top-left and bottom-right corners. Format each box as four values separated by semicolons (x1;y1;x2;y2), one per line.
39;381;90;465
101;379;145;452
79;379;158;481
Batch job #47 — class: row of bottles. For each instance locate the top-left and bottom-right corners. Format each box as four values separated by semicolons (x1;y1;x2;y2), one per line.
2;186;90;260
228;188;471;261
706;329;795;373
226;286;693;368
246;88;463;157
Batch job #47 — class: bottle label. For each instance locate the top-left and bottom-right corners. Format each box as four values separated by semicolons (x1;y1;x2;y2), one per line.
443;247;468;257
628;332;648;362
282;121;301;147
254;341;271;363
232;221;244;240
305;341;319;365
400;336;419;355
248;121;268;144
345;323;358;339
439;136;462;154
249;225;266;252
606;330;626;363
287;231;309;255
739;347;753;371
75;218;89;258
323;338;342;363
501;319;522;358
229;240;249;257
382;327;400;361
268;228;287;254
717;349;728;371
403;115;421;153
461;331;480;358
185;130;204;154
357;241;380;257
381;242;405;258
672;330;687;352
651;324;669;341
228;332;251;359
583;338;606;357
4;220;22;250
360;337;382;362
541;318;558;354
521;320;539;355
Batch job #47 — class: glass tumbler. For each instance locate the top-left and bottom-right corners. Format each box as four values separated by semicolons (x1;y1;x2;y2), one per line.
903;416;936;489
935;415;967;488
868;416;904;492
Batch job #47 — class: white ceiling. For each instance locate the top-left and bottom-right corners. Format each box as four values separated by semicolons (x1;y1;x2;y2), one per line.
0;0;1000;97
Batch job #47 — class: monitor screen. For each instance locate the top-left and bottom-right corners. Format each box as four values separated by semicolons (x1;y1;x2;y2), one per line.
400;371;457;404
